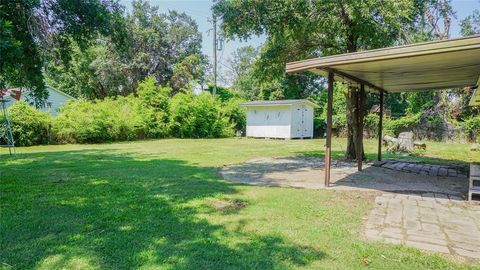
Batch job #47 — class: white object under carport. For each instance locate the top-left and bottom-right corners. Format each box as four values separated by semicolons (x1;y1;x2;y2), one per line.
241;99;319;139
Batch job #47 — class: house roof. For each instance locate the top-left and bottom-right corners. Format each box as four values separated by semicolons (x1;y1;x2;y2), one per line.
241;99;320;108
286;35;480;98
3;85;76;100
47;85;76;100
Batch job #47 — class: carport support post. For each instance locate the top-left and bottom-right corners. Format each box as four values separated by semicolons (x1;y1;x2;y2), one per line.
357;84;365;171
377;91;384;161
325;71;334;188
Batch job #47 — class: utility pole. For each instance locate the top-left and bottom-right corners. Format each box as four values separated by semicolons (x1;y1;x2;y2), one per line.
212;14;217;95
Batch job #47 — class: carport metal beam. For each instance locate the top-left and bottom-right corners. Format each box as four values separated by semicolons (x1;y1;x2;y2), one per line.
323;68;387;94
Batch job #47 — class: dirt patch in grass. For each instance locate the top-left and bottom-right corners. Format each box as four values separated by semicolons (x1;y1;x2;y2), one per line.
211;199;247;214
335;190;379;203
325;190;379;207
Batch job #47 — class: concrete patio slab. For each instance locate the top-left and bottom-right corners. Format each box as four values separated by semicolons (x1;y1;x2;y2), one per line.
220;157;479;259
364;193;480;259
219;157;468;196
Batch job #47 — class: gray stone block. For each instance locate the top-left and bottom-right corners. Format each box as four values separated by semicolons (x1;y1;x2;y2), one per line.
405;241;449;253
438;168;448;176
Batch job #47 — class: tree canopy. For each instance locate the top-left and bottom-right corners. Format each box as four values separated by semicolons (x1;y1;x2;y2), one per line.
45;0;206;99
213;0;478;159
214;0;416;78
461;6;480;35
0;0;125;104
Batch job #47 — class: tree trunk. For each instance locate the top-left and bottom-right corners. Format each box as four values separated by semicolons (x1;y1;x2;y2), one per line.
345;86;366;161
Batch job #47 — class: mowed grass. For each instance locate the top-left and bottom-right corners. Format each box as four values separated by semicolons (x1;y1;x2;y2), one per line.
0;138;478;269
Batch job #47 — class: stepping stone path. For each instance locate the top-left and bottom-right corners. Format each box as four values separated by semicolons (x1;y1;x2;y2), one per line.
364;193;480;259
373;160;467;178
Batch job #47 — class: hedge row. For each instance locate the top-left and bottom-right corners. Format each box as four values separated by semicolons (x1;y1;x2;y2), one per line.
2;78;246;146
316;112;479;142
2;85;478;146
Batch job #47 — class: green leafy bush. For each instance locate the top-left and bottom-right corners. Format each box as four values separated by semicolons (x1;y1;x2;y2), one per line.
404;92;435;114
462;116;480;143
169;92;234;138
332;113;347;132
205;85;240;102
136;76;171;138
423;114;443;130
313;115;326;137
52;98;146;143
325;83;348;132
410;148;426;157
384;113;421;137
364;113;379;137
222;97;246;132
309;95;326;136
2;101;51;146
310;83;347;136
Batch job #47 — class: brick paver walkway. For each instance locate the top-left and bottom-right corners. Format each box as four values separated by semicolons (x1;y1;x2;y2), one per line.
364;193;480;259
373;160;467;178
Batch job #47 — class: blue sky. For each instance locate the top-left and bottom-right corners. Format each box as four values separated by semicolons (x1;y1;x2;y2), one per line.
119;0;479;74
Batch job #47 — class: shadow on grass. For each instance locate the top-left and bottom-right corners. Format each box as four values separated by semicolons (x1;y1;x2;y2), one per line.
0;150;324;269
219;150;468;196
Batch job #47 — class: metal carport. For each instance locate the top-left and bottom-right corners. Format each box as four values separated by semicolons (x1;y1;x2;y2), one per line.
286;35;480;187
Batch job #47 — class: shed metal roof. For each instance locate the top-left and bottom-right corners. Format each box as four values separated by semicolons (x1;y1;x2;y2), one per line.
286;35;480;97
241;99;320;108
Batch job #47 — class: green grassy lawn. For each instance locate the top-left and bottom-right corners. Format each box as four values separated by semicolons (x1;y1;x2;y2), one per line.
1;138;478;269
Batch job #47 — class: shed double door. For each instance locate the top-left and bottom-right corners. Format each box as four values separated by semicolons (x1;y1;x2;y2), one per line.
293;105;310;138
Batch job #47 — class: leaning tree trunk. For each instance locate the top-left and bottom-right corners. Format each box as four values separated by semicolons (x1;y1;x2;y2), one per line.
345;86;366;161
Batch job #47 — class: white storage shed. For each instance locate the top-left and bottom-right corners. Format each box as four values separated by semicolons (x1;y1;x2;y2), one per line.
241;99;319;139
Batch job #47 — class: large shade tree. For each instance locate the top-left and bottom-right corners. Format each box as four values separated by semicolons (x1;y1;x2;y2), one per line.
461;4;480;36
405;1;479;124
45;0;205;99
224;46;259;99
213;0;419;160
458;4;480;119
125;2;204;92
0;0;124;104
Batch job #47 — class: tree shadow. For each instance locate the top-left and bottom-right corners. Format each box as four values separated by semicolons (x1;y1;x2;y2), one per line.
219;151;468;197
295;149;470;197
0;150;324;269
219;155;355;189
330;166;469;197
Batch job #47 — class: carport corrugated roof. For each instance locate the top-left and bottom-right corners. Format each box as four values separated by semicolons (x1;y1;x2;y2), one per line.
286;35;480;99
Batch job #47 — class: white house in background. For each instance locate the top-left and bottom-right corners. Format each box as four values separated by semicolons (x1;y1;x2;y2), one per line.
241;99;319;139
5;86;75;116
